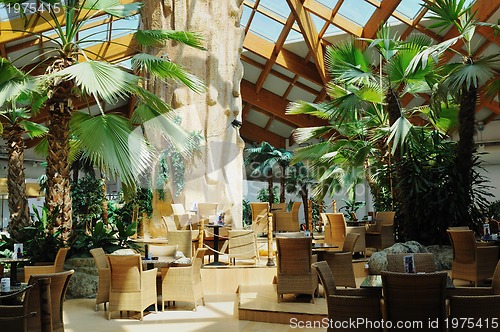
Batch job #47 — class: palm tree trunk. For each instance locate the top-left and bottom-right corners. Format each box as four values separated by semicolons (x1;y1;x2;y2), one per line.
101;167;108;224
300;184;309;229
4;125;30;241
46;100;73;243
456;86;477;223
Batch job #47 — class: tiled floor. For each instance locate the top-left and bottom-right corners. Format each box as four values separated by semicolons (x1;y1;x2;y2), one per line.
63;295;327;332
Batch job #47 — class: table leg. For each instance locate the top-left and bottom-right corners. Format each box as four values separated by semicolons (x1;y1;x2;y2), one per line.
206;226;225;266
10;262;19;286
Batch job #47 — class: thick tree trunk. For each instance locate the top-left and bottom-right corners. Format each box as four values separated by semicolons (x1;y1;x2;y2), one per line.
4;125;30;241
46;100;73;243
456;86;477;223
301;185;308;230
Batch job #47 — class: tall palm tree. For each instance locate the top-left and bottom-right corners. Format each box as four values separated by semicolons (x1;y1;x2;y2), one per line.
245;142;293;204
0;0;206;243
0;59;46;241
285;162;313;227
408;0;500;224
288;30;439;211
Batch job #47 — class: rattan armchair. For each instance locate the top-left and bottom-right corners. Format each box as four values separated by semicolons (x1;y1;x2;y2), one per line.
273;202;301;232
447;229;499;286
449;295;500;331
325;213;347;248
276;237;318;303
386;253;436;273
365;211;395;250
160;248;207;311
167;230;194;258
381;271;448;332
312;261;382;332
24;247;70;283
224;229;259;265
1;270;74;332
250;202;269;235
322;233;359;288
106;254;157;320
89;248;110;311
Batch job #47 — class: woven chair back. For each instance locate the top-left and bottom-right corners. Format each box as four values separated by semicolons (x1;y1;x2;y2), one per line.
27;269;74;332
382;271;447;328
54;247;70;273
291;202;302;224
342;232;359;253
386;253;436;273
326;213;346;246
447;230;477;264
311;261;336;297
107;255;142;292
277;237;313;276
168;230;193;258
90;248;108;269
271;203;286;211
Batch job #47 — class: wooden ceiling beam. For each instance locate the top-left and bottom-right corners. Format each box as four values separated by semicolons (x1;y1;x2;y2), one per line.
243;31;323;86
303;0;362;36
362;0;402;39
241;79;328;128
240;121;286;148
286;0;326;84
0;0;137;44
255;14;295;93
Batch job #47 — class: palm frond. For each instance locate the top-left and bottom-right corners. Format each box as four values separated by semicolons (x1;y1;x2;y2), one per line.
135;30;206;50
132;54;206;93
21;120;48;138
286;100;335;120
70;112;154;186
292;126;333;144
53;61;138;105
388;116;412;154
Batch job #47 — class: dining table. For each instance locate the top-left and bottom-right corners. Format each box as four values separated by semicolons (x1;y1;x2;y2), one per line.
0;257;30;286
360;274;456;289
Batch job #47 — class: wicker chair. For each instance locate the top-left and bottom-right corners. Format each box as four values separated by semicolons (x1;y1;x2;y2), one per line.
386;253;436;273
89;248;110;311
250;202;269;235
322;233;359;288
346;224;366;256
447;229;499;286
274;202;301;232
160;248;207;311
106;254;157;320
449;295;500;331
312;261;382;332
170;203;194;229
167;230;194;258
276;237;318;303
325;213;347;248
24;247;70;283
0;270;74;332
271;203;287;211
365;211;395;250
381;271;448;332
223;229;259;265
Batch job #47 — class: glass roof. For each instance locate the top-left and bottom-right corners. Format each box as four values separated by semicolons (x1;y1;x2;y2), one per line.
337;0;377;27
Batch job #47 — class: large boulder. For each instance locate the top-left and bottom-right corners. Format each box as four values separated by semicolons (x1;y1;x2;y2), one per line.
368;241;428;274
64;257;98;299
426;245;452;270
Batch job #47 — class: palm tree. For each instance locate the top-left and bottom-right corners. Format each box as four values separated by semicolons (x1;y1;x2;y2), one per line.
408;0;500;224
245;142;293;205
288;30;439;211
0;0;206;243
0;59;46;241
285;162;313;227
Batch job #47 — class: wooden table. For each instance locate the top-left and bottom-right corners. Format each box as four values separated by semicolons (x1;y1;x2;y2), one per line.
0;257;30;285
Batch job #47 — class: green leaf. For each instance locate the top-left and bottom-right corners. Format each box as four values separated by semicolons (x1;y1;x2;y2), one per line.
132;54;206;94
135;30;206;50
388;117;412;154
81;0;142;17
70;112;154;187
21;121;48;138
53;61;139;105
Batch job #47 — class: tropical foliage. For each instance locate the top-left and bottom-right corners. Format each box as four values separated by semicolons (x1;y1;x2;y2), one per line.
0;0;206;244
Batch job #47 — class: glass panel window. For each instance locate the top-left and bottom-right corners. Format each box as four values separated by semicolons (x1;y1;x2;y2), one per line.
241;5;252;28
396;0;424;19
338;0;376;26
248;12;284;43
259;0;290;19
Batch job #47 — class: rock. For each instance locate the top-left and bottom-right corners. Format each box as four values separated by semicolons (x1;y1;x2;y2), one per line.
64;257;98;299
367;241;429;274
425;245;452;270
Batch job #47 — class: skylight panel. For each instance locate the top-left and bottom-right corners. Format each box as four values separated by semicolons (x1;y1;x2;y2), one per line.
248;12;284;43
285;28;304;43
110;15;140;39
395;0;424;20
241;4;252;28
316;0;336;10
259;0;290;20
337;0;376;27
310;13;327;32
